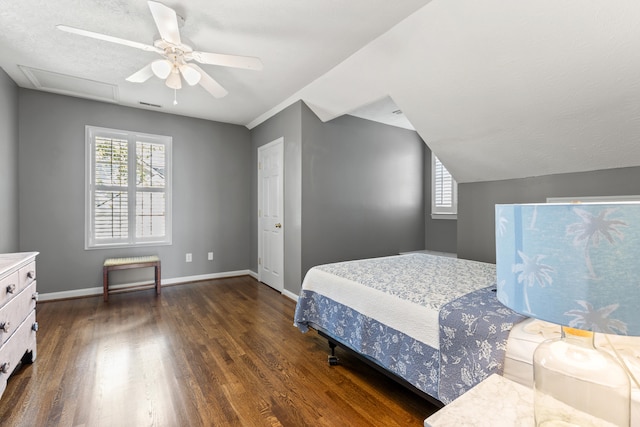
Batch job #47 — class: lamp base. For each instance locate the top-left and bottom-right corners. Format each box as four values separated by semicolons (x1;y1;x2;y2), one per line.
533;327;630;427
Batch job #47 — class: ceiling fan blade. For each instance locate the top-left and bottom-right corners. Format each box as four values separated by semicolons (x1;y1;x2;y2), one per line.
190;51;263;71
189;64;228;98
56;25;162;53
126;63;155;82
148;1;181;45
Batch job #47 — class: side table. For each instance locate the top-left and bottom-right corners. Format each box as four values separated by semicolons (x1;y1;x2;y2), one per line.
424;374;534;427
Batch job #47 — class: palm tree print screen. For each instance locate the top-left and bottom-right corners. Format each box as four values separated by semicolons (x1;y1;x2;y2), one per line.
495;202;640;336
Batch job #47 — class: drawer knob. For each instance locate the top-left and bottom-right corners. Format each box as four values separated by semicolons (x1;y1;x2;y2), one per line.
26;271;35;280
32;292;39;301
32;322;39;332
0;363;10;374
0;322;10;333
6;284;16;294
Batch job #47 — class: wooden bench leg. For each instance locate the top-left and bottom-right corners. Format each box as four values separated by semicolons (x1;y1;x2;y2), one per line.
103;267;109;302
155;263;161;296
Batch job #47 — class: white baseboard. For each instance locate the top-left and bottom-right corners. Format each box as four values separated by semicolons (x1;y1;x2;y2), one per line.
282;289;298;301
38;269;259;302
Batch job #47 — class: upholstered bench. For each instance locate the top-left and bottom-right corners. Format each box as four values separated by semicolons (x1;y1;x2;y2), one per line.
103;256;161;302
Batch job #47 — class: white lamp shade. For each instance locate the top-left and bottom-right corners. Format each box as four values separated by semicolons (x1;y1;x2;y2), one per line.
179;64;201;86
495;202;640;336
151;59;172;79
165;71;182;89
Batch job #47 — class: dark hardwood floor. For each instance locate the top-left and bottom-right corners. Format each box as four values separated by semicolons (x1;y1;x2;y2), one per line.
0;276;439;426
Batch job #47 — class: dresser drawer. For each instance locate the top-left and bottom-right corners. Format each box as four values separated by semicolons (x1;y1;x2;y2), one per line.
0;272;19;309
18;262;36;293
0;282;37;346
0;309;37;399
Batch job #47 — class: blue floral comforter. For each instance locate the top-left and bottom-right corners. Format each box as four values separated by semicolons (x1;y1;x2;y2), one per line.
438;286;525;403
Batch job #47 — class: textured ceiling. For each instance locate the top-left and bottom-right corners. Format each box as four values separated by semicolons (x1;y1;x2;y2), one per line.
2;1;640;183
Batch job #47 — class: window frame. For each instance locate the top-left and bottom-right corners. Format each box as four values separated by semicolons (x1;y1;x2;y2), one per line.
431;153;458;219
85;125;172;250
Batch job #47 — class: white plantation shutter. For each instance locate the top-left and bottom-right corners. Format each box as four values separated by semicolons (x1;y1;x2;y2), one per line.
95;190;128;239
432;154;457;217
86;126;172;249
136;191;166;238
94;136;128;241
135;141;167;240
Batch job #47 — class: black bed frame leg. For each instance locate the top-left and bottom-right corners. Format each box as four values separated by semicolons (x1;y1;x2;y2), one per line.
327;340;339;366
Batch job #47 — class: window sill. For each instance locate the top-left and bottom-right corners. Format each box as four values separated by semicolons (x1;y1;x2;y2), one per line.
85;241;172;250
431;213;457;220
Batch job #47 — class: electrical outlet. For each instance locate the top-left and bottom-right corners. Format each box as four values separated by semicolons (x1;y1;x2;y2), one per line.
208;252;213;261
186;253;192;263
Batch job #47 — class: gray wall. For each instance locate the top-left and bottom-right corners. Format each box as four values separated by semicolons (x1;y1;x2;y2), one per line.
250;102;428;295
13;90;433;297
0;69;19;253
18;89;251;294
250;101;303;295
301;108;426;276
457;166;640;263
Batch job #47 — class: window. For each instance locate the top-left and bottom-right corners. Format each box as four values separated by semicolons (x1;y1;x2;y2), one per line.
431;153;457;218
85;126;172;249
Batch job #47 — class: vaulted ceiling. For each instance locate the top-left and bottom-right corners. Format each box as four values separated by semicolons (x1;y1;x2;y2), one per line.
2;0;640;183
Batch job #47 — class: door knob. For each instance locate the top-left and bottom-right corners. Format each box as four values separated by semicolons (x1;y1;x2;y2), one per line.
275;223;282;228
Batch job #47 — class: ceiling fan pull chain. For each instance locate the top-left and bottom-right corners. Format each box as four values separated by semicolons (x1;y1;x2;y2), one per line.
173;89;178;105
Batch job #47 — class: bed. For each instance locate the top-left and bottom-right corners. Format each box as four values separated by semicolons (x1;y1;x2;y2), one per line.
294;252;640;422
293;252;526;405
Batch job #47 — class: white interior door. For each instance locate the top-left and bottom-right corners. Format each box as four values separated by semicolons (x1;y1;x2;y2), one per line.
258;138;284;291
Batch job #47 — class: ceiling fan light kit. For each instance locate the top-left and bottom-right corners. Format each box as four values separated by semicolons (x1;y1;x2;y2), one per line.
56;0;263;102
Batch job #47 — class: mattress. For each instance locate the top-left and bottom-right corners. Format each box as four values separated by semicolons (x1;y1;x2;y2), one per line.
297;253;497;349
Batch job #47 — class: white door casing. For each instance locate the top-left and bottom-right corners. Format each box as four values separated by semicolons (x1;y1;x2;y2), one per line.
258;138;284;291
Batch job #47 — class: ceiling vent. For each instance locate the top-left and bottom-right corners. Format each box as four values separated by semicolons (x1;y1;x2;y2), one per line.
19;65;119;103
139;101;162;108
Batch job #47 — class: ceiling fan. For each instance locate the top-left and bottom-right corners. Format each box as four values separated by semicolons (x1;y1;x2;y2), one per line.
56;0;262;99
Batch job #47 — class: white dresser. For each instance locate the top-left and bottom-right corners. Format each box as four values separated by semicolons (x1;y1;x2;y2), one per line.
0;252;38;399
